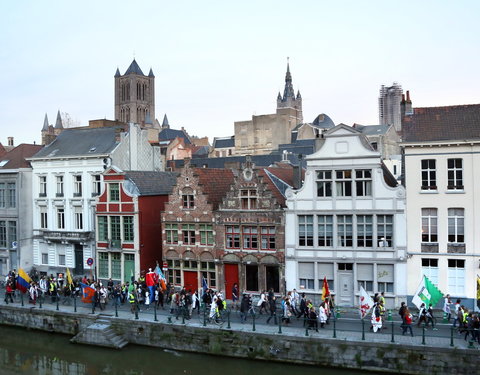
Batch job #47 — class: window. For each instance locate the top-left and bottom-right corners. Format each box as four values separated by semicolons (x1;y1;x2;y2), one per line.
421;159;436;190
92;175;101;196
42;253;48;265
74;207;83;230
356;215;373;247
335;170;352;196
245;264;258;291
98;252;109;278
167;260;181;285
109;183;120;202
58;254;66;266
240;189;257;209
337;215;353;247
261;227;276;250
39;176;47;197
316;171;332;197
0;221;5;248
447;159;463;190
7;183;16;208
0;183;4;208
448;208;464;243
421;208;438;242
165;224;178;244
182;194;195;209
338;263;353;271
377;264;394;293
242;226;258;249
111;253;121;279
299;262;314;290
110;216;121;244
318;263;334;292
317;215;333;246
97;216;108;241
74;175;82;197
40;207;48;229
377;215;393;248
57;208;65;229
199;224;214;246
298;215;314;246
355;170;372;196
123;216;134;242
182;224;196;245
421;258;438;285
8;221;16;246
201;262;216;288
357;264;373;292
225;225;240;249
448;259;465;295
56;175;64;197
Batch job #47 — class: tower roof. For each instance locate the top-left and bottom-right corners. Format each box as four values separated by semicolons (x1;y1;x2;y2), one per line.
114;68;121;77
162;114;169;128
55;110;63;129
124;59;145;76
281;59;295;101
42;113;49;131
148;68;155;77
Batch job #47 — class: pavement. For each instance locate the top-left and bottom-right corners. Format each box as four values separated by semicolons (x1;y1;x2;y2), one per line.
2;293;476;350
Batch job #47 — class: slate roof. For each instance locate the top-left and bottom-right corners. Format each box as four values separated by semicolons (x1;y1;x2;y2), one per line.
124;59;145;76
31;126;125;159
312;113;335;129
158;128;191;144
191;145;209;157
260;165;297;206
194;168;235;209
213;136;235;148
353;124;390;136
403;104;480;142
124;171;178;196
0;144;44;169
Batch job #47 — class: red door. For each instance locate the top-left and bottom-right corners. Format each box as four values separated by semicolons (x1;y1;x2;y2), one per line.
224;263;239;300
183;271;198;293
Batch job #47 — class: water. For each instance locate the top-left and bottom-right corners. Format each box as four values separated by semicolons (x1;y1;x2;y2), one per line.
0;326;369;375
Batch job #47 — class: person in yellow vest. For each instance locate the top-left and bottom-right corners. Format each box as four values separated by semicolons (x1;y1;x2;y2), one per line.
129;290;137;314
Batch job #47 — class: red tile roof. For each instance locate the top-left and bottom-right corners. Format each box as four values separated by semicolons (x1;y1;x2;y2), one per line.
260;165;299;206
403;104;480;142
0;144;44;169
0;144;6;158
194;168;235;209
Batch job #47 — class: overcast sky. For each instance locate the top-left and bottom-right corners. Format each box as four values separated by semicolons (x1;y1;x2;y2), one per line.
1;1;479;146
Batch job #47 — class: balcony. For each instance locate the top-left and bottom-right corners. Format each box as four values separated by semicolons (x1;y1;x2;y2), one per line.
421;243;439;253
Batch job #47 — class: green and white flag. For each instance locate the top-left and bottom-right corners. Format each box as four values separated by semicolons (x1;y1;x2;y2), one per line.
412;275;443;309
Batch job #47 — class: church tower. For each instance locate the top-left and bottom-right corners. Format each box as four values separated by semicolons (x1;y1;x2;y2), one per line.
114;59;155;125
276;59;303;124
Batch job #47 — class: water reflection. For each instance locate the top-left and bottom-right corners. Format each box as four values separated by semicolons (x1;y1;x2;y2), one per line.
0;326;368;375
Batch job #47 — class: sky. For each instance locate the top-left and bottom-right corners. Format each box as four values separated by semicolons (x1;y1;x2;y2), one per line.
1;1;479;146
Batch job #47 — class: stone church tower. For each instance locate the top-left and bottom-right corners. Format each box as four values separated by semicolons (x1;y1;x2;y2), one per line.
276;60;303;124
114;59;155;125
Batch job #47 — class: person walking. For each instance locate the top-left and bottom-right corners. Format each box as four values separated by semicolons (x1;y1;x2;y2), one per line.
443;294;452;322
266;296;277;324
402;308;414;336
426;303;438;330
318;302;328;328
417;303;427;327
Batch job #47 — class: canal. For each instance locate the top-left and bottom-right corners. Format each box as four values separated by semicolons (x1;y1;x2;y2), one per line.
0;325;372;375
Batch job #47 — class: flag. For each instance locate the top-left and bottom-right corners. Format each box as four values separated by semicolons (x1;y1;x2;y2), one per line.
130;268;134;282
16;268;32;293
476;275;480;300
80;283;95;303
202;277;208;293
154;264;166;281
412;275;443;310
66;268;73;286
321;277;330;301
359;285;374;319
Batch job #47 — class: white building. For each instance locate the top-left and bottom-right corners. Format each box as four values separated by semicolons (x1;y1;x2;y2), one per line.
29;123;161;277
402;104;480;309
285;124;407;308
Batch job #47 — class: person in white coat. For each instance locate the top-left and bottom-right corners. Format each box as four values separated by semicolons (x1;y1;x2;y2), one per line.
318;302;328;328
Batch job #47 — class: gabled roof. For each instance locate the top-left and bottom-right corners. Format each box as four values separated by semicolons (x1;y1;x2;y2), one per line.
194;168;234;209
0;144;44;169
31;126;125;159
403;104;480;142
260;165;296;206
124;171;178;196
124;59;145;76
213;136;235;148
0;143;6;158
191;145;209;157
159;128;191;144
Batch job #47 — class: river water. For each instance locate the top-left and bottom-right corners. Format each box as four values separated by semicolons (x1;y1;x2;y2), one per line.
0;326;370;375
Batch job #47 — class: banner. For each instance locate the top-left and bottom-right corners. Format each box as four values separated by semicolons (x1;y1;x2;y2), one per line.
66;268;73;286
80;283;95;303
321;277;330;301
16;268;32;293
359;285;374;319
412;275;443;309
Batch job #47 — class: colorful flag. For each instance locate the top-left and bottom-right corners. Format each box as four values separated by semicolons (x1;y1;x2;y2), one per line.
154;264;166;281
476;275;480;300
66;268;73;286
321;277;330;301
412;275;443;310
16;268;32;293
359;285;374;319
80;283;95;303
202;277;208;293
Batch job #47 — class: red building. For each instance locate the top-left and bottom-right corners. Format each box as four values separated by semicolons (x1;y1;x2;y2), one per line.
95;167;177;282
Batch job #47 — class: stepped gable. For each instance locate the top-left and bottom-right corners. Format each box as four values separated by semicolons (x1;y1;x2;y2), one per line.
403;104;480;142
194;168;234;209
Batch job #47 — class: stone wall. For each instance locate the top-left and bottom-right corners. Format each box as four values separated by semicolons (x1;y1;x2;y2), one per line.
0;305;477;375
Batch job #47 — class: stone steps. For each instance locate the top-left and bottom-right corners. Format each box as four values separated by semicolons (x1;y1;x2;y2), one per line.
70;316;128;349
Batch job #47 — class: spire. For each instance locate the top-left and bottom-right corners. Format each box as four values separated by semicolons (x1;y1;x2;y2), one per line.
277;92;282;100
42;113;49;131
148;68;155;77
114;67;121;77
296;90;302;99
162;114;169;128
124;58;145;76
55;110;63;129
282;57;295;100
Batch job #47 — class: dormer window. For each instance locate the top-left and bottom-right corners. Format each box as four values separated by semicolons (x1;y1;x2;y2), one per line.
241;189;257;209
182;194;194;209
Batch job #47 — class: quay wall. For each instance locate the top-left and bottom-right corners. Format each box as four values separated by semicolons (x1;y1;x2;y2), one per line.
0;305;477;375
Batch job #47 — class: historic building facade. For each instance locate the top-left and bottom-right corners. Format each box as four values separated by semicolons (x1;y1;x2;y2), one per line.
285;125;407;308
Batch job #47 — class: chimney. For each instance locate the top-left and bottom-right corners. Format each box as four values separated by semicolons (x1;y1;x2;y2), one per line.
405;90;413;115
400;94;406;118
7;137;13;147
293;154;303;189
